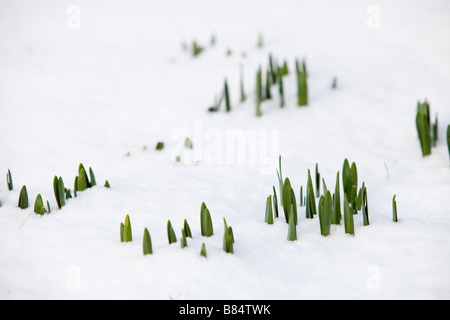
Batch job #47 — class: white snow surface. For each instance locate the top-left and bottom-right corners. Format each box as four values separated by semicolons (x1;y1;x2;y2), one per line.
1;0;450;299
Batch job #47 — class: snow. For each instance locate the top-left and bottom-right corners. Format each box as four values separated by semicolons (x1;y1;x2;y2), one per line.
1;0;450;299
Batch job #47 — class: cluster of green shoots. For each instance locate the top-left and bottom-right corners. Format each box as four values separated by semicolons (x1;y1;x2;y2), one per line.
208;53;308;117
120;202;234;257
265;156;399;240
5;163;110;215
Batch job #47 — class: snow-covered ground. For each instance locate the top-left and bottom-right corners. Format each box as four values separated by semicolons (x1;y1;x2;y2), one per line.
1;0;450;299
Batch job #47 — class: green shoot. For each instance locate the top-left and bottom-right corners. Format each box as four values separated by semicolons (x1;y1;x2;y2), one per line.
104;180;111;188
362;183;369;226
331;171;341;225
319;191;332;236
224;79;231;112
6;169;13;190
183;219;192;238
240;65;246;102
34;194;46;215
223;218;234;253
18;185;28;209
89;167;96;187
155;142;164;150
315;163;320;197
393;195;398;223
305;169;316;219
343;194;354;236
143;228;152;255
167;220;177;244
272;186;279;218
265;195;273;224
256;67;262;117
124;214;132;242
200;202;214;237
416;100;432;156
181;228;188;248
287;205;297;241
200;243;207;257
53;176;65;209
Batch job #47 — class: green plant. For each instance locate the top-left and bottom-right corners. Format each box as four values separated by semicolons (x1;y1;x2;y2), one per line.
393;195;398;223
180;228;188;248
143;228;152;255
224;79;231;112
416;100;432;156
265;195;273;224
155;142;164;150
265;69;272;100
278;66;285;108
331;171;341;225
192;41;203;57
223;218;234;253
53;176;65;209
200;202;214;237
89;167;96;186
47;201;51;214
183;219;192;238
123;214;133;242
240;65;246;103
272;186;279;218
361;183;369;226
34;194;46;215
287;205;297;241
319;191;332;236
18;185;28;209
200;243;207;257
6;169;13;190
343;194;354;235
268;54;277;84
256;67;262;117
315;163;320;197
104;180;111;188
276;155;283;206
342;159;358;213
296;59;308;106
447;125;450;161
299;185;304;207
305;169;316;219
167;220;177;244
282;178;297;225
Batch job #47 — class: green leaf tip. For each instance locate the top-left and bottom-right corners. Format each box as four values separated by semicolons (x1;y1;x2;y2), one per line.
183;219;192;238
143;228;153;255
34;194;45;214
6;169;13;191
155;142;164;150
392;195;398;223
287;205;297;241
265;195;273;224
200;243;207;258
18;185;28;209
319;191;332;236
53;176;65;209
123;214;132;242
223;218;234;253
200;202;214;237
343;194;355;236
167;220;177;244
